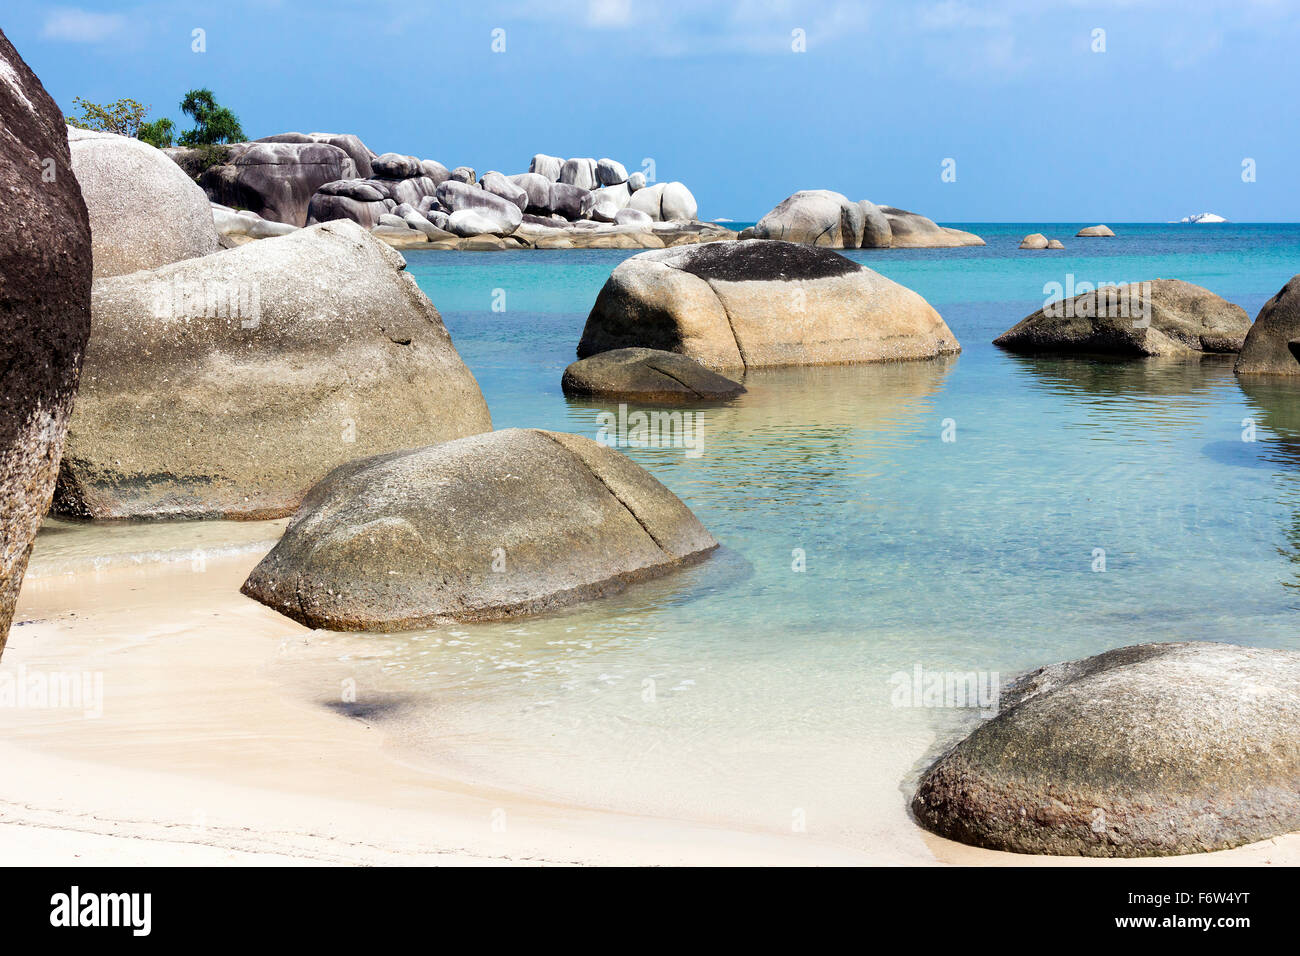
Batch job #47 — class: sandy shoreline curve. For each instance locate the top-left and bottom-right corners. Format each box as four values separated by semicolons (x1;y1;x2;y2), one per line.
3;542;1295;867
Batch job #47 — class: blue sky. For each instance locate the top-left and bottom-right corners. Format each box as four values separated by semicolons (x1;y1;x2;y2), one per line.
8;1;1299;221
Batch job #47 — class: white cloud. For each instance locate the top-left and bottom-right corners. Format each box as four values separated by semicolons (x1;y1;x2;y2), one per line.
41;8;128;43
587;0;633;29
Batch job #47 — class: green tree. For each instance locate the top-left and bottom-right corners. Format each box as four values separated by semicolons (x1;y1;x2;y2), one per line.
137;117;175;148
177;89;245;146
65;97;151;137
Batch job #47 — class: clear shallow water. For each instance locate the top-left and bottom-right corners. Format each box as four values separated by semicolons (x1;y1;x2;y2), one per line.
33;223;1300;854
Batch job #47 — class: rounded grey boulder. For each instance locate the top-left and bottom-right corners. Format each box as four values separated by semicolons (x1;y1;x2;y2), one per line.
912;642;1300;857
69;127;220;277
994;279;1250;357
55;220;492;520
562;348;746;402
240;428;719;630
1235;275;1300;375
579;239;959;372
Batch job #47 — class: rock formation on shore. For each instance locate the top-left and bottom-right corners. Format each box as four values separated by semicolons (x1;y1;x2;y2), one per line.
1234;275;1300;376
0;30;93;656
912;642;1300;857
241;429;719;630
562;348;746;402
69;127;219;277
55;220;492;520
578;240;960;373
993;279;1250;357
752;190;983;249
184;134;717;251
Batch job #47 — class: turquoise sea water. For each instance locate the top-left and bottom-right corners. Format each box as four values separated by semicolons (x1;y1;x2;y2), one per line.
307;222;1300;850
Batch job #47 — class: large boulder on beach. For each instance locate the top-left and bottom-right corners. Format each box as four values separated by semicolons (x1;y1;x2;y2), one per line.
578;240;959;372
0;30;93;654
549;182;595;221
54;220;491;520
994;279;1250;357
240;428;718;630
199;141;358;227
912;642;1300;857
753;190;864;248
1077;224;1115;237
256;132;374;179
562;348;745;402
69;127;219;277
1235;275;1300;376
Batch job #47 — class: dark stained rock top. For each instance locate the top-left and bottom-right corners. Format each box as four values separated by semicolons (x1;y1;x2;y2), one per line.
674;239;862;283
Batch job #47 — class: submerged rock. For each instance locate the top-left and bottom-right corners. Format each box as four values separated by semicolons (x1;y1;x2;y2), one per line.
562;348;746;402
0;29;93;654
578;239;959;372
912;642;1300;857
1235;275;1300;375
240;429;718;630
69;127;219;277
994;279;1250;357
55;220;491;520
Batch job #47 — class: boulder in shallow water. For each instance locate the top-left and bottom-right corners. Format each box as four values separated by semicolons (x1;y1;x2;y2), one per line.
69;127;219;277
1235;275;1300;376
1076;224;1115;237
858;200;892;248
912;642;1300;857
0;29;93;654
753;190;864;248
880;206;984;248
55;220;491;520
1046;239;1064;249
562;348;746;402
994;279;1250;357
1019;233;1049;249
240;429;718;630
578;239;959;372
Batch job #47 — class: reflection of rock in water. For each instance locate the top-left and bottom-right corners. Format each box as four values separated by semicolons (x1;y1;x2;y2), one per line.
1235;377;1300;590
1003;352;1239;399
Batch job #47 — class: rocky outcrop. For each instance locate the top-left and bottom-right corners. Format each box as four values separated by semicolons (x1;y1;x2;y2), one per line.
240;428;718;630
211;203;297;244
578;240;959;372
562;348;746;402
307;179;393;228
528;153;563;181
199;141;357;227
1076;224;1115;237
754;191;983;249
994;279;1250;357
1235;275;1300;376
69;127;219;277
912;642;1300;857
55;220;491;520
256;132;374;179
0;29;93;655
436;179;523;236
881;207;984;248
1019;233;1048;249
627;182;699;222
